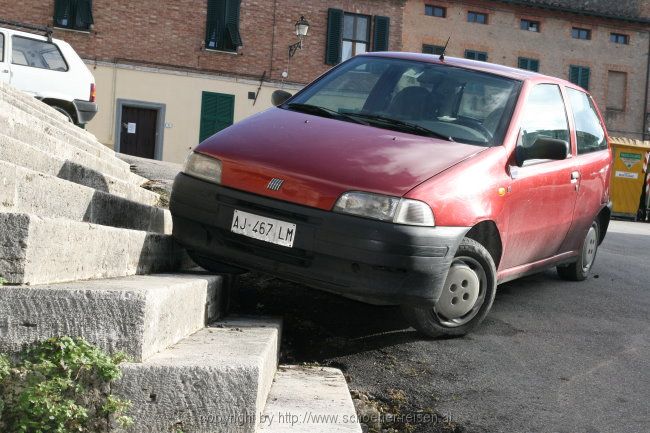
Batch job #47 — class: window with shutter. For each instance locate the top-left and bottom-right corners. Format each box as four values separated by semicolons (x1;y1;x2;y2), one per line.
199;91;235;142
465;50;488;61
54;0;94;31
518;57;539;72
569;65;590;90
205;0;242;52
372;16;390;52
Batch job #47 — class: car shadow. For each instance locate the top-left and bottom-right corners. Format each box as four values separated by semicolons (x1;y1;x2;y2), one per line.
232;273;472;363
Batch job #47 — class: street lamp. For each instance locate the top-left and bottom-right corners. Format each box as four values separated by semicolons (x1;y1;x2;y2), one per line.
288;16;310;58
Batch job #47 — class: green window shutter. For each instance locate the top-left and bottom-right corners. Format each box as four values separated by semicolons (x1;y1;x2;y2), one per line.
518;57;526;69
530;59;539;72
206;0;225;50
580;67;590;90
75;0;94;29
569;66;580;85
54;0;72;27
225;0;242;49
199;92;235;143
372;16;390;52
325;8;344;65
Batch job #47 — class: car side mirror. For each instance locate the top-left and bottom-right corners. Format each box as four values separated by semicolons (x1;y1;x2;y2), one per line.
271;90;292;107
516;137;569;167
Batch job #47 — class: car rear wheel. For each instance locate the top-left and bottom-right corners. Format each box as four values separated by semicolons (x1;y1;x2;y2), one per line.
51;105;76;124
557;220;600;281
402;237;497;338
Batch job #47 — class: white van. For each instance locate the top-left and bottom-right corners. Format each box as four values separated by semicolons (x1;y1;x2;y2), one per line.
0;24;97;125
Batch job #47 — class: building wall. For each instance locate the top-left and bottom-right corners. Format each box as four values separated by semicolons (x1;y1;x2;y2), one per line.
403;0;650;139
1;0;404;84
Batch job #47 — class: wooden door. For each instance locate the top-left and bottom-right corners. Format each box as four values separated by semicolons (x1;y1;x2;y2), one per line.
120;106;158;158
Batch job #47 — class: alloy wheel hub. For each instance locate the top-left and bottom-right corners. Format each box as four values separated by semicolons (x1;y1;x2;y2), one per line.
436;263;480;320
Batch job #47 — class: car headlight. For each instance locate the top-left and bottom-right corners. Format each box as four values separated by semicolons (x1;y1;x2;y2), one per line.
183;152;222;183
333;192;435;226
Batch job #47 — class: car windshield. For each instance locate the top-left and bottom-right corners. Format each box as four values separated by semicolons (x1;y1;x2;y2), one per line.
284;56;521;146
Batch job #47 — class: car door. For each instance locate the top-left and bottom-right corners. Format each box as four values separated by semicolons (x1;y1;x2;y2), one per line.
0;31;9;84
559;87;611;252
500;83;578;270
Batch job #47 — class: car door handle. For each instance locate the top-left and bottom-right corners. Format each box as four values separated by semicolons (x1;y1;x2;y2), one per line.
571;171;580;180
1;69;8;73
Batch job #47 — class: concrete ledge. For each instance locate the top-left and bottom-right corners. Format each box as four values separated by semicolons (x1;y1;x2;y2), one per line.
0;213;189;285
0;133;159;206
114;318;282;433
0;160;170;233
0;273;225;361
259;366;362;433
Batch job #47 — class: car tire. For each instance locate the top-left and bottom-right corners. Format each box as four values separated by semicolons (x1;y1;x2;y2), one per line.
401;237;497;338
557;220;600;281
51;105;76;124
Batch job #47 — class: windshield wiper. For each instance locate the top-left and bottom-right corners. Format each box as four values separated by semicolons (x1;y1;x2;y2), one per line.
284;103;369;126
345;113;453;141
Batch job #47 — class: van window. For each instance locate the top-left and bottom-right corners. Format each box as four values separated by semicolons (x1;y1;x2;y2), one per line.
0;33;4;62
11;36;68;72
566;88;607;154
519;84;569;148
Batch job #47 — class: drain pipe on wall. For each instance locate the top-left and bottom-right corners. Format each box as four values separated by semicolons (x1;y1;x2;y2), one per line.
641;32;650;140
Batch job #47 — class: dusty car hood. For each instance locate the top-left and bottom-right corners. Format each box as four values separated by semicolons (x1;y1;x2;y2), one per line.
195;108;485;210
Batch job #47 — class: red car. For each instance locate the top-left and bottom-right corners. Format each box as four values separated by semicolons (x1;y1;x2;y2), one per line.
171;53;612;337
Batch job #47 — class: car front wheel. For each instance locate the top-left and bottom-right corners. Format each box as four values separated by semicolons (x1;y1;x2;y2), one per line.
557;220;600;281
402;237;497;338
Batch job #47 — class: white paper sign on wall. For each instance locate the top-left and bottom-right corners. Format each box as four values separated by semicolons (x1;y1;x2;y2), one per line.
127;123;136;134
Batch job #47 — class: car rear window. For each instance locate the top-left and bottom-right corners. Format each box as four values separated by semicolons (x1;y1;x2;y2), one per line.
11;36;68;72
566;88;607;154
287;56;520;146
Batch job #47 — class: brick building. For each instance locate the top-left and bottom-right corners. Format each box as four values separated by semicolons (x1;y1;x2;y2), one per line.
404;0;650;140
0;0;405;162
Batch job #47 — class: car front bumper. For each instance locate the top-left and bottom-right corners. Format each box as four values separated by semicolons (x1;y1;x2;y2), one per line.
170;173;469;306
73;99;98;124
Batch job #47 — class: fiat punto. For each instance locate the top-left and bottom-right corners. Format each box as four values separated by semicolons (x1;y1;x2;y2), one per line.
170;53;612;337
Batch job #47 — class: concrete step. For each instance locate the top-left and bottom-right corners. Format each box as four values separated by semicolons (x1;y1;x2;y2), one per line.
0;133;159;206
0;111;147;187
114;318;282;433
0;96;119;166
0;160;169;233
0;273;226;362
0;213;189;285
0;83;117;160
260;366;362;433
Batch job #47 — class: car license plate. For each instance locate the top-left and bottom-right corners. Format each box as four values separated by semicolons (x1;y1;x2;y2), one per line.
230;210;296;248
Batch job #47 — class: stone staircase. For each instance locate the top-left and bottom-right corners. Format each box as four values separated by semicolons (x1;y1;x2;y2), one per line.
0;82;360;432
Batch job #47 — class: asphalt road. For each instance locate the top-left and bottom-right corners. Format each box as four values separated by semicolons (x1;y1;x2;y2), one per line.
234;220;650;433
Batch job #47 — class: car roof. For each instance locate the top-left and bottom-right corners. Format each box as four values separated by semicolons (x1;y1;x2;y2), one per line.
360;51;583;91
0;26;65;45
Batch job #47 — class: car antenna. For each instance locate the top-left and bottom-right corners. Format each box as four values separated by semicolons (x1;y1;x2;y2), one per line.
439;36;451;61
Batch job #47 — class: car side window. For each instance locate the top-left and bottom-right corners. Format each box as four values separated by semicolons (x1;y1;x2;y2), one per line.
518;83;570;150
11;36;68;72
566;88;607;154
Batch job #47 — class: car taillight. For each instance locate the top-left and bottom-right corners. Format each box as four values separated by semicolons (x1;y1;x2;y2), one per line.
90;83;96;103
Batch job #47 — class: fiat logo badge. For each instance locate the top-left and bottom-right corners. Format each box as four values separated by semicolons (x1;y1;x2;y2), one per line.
267;178;284;191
